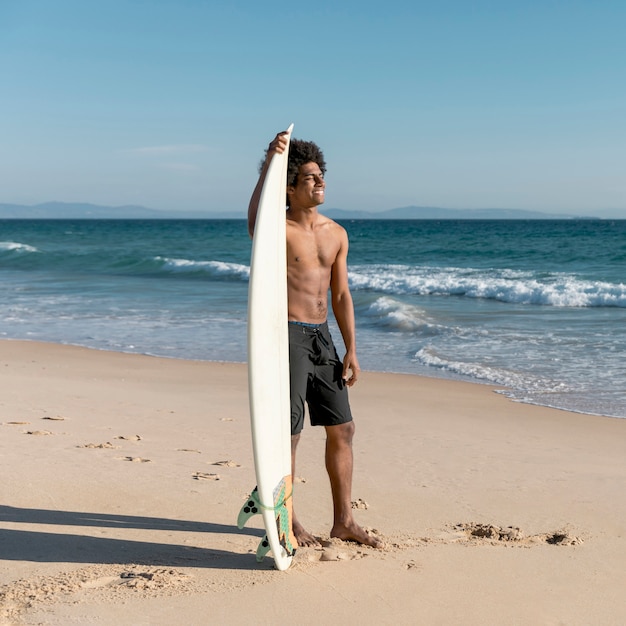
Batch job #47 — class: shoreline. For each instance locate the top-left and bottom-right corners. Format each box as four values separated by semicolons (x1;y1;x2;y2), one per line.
2;339;626;624
4;337;622;423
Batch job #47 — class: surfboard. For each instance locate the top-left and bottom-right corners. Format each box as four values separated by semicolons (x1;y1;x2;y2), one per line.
237;124;297;570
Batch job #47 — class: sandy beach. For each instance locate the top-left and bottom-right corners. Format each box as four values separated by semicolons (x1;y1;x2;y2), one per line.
1;339;625;625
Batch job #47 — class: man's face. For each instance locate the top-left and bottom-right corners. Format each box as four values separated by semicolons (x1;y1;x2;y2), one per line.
287;162;325;209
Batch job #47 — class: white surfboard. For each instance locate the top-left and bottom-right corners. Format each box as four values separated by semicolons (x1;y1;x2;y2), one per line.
237;124;296;570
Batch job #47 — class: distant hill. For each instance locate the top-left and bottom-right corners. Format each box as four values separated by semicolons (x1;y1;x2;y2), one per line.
324;205;593;220
0;202;245;219
0;201;599;220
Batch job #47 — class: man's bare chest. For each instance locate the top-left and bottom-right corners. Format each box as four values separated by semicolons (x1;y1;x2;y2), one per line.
287;231;339;269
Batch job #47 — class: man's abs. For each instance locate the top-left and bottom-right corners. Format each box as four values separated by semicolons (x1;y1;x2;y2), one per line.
287;288;328;323
287;268;330;323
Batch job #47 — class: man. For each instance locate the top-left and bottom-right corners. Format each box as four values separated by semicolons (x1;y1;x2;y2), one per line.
248;129;382;549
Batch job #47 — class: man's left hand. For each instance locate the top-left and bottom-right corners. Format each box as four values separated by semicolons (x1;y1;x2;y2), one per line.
342;353;360;387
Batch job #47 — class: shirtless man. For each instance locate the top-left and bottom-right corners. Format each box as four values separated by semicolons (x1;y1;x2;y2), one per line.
248;129;382;549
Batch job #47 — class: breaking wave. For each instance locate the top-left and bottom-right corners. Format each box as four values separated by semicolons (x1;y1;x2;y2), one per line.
349;264;626;308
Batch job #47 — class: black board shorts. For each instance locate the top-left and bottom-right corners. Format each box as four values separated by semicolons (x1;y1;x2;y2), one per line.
288;321;353;436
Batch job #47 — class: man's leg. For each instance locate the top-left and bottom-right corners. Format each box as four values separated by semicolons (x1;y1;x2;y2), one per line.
325;421;383;548
291;433;320;547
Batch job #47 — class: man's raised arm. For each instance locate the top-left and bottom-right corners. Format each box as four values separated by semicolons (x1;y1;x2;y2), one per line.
247;130;290;238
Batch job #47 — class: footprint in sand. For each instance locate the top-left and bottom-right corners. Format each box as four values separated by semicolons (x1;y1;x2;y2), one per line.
449;523;583;546
317;540;369;562
42;416;65;421
115;434;142;441
192;471;220;480
405;560;423;571
116;568;191;590
118;456;151;463
539;531;584;546
24;430;53;436
319;539;373;561
177;448;201;453
210;460;241;468
1;564;192;621
78;442;118;449
319;549;351;562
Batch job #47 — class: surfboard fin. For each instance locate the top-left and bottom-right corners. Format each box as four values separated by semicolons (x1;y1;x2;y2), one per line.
237;487;261;529
256;535;271;562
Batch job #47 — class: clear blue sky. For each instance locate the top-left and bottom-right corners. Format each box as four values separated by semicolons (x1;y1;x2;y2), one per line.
1;0;624;216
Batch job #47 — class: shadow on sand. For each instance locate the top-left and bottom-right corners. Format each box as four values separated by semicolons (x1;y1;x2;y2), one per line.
0;505;267;571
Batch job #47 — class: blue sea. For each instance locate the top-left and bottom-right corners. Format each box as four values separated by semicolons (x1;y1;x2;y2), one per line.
2;218;625;419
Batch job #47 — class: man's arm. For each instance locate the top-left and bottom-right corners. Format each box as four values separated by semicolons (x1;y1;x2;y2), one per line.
330;227;360;386
247;130;290;238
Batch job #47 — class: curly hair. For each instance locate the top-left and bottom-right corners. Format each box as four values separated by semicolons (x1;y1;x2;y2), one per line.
259;138;327;206
285;139;326;187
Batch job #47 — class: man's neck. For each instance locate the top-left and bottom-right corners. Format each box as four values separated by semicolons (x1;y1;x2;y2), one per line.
287;205;320;227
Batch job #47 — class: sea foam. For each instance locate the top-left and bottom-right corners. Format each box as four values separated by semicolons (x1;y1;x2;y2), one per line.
0;241;39;253
349;264;626;308
413;347;571;393
155;257;250;280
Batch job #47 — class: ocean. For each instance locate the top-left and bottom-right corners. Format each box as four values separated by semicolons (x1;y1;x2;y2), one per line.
1;218;625;419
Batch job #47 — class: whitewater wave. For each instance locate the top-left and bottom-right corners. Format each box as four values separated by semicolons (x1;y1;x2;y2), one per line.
349;264;626;308
361;296;439;332
0;246;251;281
0;241;39;253
155;257;250;280
414;347;571;393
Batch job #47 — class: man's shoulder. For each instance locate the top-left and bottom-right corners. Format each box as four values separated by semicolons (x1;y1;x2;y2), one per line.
318;214;348;240
319;216;349;254
317;213;345;231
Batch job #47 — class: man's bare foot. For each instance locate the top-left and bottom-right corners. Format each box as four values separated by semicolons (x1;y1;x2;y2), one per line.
330;521;384;549
293;519;321;547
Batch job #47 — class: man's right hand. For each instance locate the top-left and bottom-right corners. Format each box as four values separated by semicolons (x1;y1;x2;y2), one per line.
267;130;289;159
